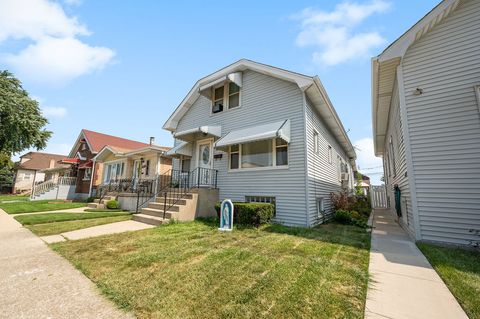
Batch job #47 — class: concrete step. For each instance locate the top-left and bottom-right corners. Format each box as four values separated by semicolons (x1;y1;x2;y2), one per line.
141;207;177;219
93;199;100;203
132;214;168;226
154;198;188;205
87;203;105;209
155;193;193;200
148;202;181;212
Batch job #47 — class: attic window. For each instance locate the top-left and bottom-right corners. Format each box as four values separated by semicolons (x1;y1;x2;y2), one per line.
212;81;241;114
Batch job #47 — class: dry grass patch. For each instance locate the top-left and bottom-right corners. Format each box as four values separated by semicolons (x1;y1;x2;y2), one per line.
52;220;370;319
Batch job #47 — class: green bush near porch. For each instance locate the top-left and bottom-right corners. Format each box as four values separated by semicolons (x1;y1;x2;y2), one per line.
215;202;274;226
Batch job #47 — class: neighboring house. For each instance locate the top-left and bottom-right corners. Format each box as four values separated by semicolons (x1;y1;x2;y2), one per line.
354;172;371;196
372;0;480;246
163;59;356;227
13;152;68;194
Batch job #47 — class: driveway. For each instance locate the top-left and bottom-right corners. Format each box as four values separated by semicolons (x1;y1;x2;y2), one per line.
0;209;133;319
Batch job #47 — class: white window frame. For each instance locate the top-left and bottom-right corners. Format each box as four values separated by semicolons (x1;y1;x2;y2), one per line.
23;172;31;180
389;136;396;177
313;129;319;154
104;160;126;182
196;138;214;169
83;167;92;180
475;85;480;113
316;198;325;218
328;145;333;164
229;145;240;170
228;138;289;172
211;81;242;114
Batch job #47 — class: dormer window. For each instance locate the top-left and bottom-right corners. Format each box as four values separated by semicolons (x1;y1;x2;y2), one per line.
211;81;241;113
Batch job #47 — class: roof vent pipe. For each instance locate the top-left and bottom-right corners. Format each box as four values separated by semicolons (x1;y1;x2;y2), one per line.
149;137;155;146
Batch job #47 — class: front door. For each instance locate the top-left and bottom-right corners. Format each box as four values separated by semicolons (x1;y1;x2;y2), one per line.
196;139;213;186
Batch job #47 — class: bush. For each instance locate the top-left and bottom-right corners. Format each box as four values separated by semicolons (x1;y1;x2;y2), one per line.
333;209;352;224
214;202;274;227
351;195;372;217
106;200;120;209
86;197;95;203
331;192;357;211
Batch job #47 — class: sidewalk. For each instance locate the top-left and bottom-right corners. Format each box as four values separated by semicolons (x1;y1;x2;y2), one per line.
365;209;468;319
42;220;154;243
0;209;133;319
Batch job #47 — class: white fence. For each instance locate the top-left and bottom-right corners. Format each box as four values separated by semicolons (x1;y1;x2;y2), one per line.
370;185;388;208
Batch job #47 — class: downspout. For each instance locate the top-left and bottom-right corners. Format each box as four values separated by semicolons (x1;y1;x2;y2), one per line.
88;159;96;197
30;170;37;199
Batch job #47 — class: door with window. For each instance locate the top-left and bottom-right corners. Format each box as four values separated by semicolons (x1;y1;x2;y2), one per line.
196;139;213;186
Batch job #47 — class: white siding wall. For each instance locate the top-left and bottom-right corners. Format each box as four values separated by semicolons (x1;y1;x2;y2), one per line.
304;99;352;225
383;84;415;237
402;0;480;245
175;70;308;226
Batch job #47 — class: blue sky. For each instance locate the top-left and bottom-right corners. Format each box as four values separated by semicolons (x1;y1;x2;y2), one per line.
1;0;440;183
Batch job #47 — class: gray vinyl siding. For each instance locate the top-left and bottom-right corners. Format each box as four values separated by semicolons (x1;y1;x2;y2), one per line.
401;0;480;245
383;84;415;237
304;98;352;226
175;70;308;226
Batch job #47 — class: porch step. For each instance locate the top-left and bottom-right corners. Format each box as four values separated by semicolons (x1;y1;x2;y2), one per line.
148;202;181;212
155;193;193;200
87;203;105;209
132;214;168;226
141;207;177;219
154;198;188;205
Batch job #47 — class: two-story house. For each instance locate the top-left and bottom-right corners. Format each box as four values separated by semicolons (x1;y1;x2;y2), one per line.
372;0;480;246
157;59;356;227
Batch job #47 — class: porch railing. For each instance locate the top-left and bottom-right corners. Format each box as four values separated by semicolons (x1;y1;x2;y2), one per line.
135;167;218;215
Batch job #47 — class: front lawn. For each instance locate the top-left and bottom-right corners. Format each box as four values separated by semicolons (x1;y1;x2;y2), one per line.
0;194;29;203
418;243;480;319
26;215;132;236
0;200;86;214
52;220;370;319
15;211;132;225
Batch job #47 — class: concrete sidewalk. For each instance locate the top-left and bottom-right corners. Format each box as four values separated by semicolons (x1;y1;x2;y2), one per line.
42;220;154;243
0;209;133;319
365;209;468;319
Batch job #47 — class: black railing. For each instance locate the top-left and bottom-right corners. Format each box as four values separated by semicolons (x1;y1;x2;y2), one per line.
135;167;218;215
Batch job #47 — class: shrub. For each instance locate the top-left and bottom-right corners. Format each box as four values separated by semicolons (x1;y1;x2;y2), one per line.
351;195;372;217
350;210;361;220
86;197;95;203
106;200;120;209
330;192;357;211
333;209;352;224
214;202;274;227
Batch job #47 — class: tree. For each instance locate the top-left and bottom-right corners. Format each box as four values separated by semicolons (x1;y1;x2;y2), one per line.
0;71;51;156
355;172;364;196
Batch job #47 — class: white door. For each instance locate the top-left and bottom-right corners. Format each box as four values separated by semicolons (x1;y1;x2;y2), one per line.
197;139;213;186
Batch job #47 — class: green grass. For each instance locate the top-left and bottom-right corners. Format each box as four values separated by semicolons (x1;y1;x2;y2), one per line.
26;215;132;236
84;208;125;212
418;243;480;319
15;211;132;225
0;194;29;202
52;220;371;319
0;200;86;214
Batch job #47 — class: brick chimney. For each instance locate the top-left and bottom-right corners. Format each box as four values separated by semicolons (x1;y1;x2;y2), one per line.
49;159;55;168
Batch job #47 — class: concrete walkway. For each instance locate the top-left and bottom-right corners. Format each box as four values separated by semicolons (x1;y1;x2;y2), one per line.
0;209;134;319
365;209;468;319
42;220;154;243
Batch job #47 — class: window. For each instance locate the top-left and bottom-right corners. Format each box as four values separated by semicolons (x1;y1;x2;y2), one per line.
275;138;288;166
212;86;224;113
313;130;319;153
145;160;150;176
389;137;396;176
181;158;191;172
245;196;276;215
84;168;92;180
229;144;239;169
24;172;31;180
229;139;289;170
228;82;240;108
212;81;241;113
317;198;325;218
241;140;272;168
328;145;332;164
385;153;392;177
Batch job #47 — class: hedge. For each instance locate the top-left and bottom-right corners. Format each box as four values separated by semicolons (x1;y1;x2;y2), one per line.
215;202;274;227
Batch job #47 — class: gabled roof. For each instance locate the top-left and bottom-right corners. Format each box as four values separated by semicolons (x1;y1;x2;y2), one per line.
94;145;171;162
18;152;68;171
68;129;151;157
163;59;356;160
372;0;461;155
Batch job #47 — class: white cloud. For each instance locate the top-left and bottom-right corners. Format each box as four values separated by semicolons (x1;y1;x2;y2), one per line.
0;0;114;84
42;106;67;118
64;0;83;6
354;137;384;183
5;37;115;83
294;0;391;66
